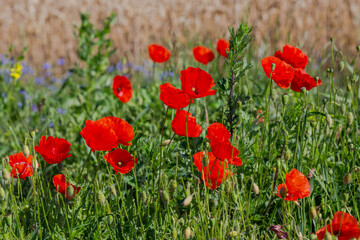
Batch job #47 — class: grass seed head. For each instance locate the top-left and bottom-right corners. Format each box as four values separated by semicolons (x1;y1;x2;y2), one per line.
347;112;354;125
309;207;317;219
97;190;106;205
251;182;259;195
2;169;11;181
23;145;30;158
184;226;192;239
183;194;193;207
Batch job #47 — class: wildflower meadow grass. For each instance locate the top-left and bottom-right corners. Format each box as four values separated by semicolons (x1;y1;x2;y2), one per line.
0;13;360;240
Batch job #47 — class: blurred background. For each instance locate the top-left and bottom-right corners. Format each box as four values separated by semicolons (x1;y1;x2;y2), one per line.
1;0;360;66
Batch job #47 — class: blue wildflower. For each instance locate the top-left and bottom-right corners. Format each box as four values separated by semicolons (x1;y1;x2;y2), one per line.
49;122;54;128
35;77;45;85
57;108;66;115
57;58;65;66
43;62;51;70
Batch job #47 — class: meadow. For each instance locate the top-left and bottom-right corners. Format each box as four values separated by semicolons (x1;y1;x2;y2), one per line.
1;12;360;240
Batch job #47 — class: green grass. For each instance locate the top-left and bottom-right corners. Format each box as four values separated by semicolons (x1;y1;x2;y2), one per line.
0;16;359;240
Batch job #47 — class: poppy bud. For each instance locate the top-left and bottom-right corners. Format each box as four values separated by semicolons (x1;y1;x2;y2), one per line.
110;185;117;197
344;193;350;201
67;185;74;198
279;186;287;199
184;226;192;239
330;37;334;43
30;130;36;139
284;149;291;161
251;182;259;195
343;173;352;185
282;94;289;106
347;112;354;125
324;231;332;240
183;194;193;207
310;233;317;240
347;84;352;91
307;169;315;179
2;169;11;181
161;139;172;146
357;45;360;52
229;231;239;237
172;227;177;239
23;145;30;158
97;190;106;205
314;75;320;83
0;185;5;200
161;189;170;204
338;60;345;72
309;207;317;219
231;191;237;202
326;114;333;128
170;180;177;194
271;63;276;71
327;68;334;74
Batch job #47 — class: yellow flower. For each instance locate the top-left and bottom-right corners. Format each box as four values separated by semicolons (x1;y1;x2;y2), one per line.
10;63;22;80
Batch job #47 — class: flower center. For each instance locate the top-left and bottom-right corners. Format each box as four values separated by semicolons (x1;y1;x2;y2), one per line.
117;161;122;167
191;87;199;95
279;187;287;199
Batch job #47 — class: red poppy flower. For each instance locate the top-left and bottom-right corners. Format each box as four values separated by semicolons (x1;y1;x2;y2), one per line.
193;151;233;190
171;110;202;137
80;116;134;152
256;110;264;123
35;136;71;164
104;149;138;174
261;56;295;89
98;117;134;146
193;46;215;65
216;39;230;58
210;140;243;166
53;174;81;199
180;67;216;98
148;44;171;63
275;168;311;201
159;83;191;109
274;50;283;60
278;44;308;69
316;211;360;240
8;152;33;179
290;68;322;92
206;122;231;143
112;76;133;103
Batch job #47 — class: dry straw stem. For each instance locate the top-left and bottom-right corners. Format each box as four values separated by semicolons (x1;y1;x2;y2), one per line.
1;0;360;66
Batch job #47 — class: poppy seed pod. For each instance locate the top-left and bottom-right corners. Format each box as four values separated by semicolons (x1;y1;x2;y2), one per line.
23;145;30;158
324;231;332;240
29;130;36;139
184;226;192;239
2;169;11;181
309;207;317;219
0;185;5;200
183;194;193;207
282;94;289;105
347;112;354;125
343;173;352;185
252;182;259;195
326;114;333;128
97;190;106;205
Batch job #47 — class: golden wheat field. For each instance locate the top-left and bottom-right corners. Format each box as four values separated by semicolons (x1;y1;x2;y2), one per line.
1;0;360;65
